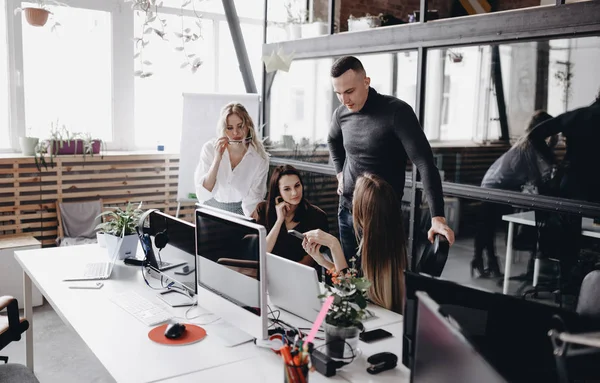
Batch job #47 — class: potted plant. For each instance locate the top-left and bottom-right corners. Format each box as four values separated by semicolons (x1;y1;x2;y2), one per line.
14;0;64;28
285;0;306;40
319;260;371;359
34;122;104;171
19;127;39;156
95;203;144;260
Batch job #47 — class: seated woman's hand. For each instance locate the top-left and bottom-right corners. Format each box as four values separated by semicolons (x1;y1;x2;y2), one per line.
302;237;325;265
303;229;336;248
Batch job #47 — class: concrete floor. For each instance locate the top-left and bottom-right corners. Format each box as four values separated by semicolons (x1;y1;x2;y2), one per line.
1;234;533;383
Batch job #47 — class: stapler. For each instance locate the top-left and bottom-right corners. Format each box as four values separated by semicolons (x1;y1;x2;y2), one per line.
366;352;398;375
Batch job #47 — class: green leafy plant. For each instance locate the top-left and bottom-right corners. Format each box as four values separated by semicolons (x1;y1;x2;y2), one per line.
34;121;105;171
126;0;204;77
95;202;144;236
319;259;371;329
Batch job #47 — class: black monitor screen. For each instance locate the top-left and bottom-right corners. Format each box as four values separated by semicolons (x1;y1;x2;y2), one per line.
412;292;506;383
148;212;197;293
195;209;262;315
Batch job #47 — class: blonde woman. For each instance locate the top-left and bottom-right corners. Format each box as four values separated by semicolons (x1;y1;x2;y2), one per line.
194;103;269;216
302;173;407;314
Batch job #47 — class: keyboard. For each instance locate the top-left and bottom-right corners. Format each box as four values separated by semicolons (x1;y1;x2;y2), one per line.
111;291;173;326
83;262;110;278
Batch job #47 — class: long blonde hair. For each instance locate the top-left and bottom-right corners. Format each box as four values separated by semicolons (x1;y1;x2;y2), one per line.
352;174;407;314
216;102;268;159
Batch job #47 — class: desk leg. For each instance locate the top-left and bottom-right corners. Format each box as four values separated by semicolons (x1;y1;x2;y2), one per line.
23;271;34;372
503;222;514;295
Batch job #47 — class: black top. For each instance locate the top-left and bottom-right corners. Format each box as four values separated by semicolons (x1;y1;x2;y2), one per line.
528;100;600;202
251;202;329;263
327;87;445;217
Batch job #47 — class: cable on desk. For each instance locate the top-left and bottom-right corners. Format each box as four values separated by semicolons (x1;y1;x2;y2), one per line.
314;339;357;366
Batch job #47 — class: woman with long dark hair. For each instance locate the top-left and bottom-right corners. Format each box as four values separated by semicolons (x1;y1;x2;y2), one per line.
251;165;328;266
303;173;407;314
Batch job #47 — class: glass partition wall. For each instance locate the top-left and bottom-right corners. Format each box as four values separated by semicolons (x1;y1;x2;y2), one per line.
261;1;600;309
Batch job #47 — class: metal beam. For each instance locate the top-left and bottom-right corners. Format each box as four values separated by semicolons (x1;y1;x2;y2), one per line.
268;155;600;219
491;45;509;141
263;2;600;59
416;181;600;218
222;0;257;93
328;0;335;34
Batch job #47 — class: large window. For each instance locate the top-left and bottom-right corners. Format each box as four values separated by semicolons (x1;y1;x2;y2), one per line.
133;6;264;149
216;21;263;94
0;1;10;149
134;14;215;150
22;4;112;141
268;58;333;163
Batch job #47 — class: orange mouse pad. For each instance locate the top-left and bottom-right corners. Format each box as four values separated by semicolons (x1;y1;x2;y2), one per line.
148;324;207;346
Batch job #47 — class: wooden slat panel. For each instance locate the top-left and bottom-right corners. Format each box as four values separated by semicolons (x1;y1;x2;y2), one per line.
0;154;184;247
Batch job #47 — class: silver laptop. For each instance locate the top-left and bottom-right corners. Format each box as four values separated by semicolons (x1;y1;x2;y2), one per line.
266;252;324;322
63;236;123;281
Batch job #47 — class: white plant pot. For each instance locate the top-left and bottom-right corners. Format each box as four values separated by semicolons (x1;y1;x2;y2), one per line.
105;233;139;260
301;22;328;38
287;23;302;40
19;137;39;156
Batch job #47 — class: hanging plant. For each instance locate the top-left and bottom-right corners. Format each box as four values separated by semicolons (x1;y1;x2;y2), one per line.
15;0;64;29
126;0;204;77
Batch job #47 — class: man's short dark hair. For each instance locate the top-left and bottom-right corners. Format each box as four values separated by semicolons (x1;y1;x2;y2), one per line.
330;56;365;78
596;88;600;102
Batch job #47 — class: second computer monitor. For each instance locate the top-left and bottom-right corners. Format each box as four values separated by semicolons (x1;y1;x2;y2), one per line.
195;207;268;341
411;291;507;383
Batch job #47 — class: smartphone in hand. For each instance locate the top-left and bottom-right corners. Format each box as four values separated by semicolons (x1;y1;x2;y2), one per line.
287;230;304;240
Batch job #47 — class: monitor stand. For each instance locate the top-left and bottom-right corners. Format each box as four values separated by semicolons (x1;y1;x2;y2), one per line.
208;322;254;347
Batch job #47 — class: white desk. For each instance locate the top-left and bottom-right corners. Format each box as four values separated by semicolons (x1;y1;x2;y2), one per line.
501;211;600;294
15;244;407;382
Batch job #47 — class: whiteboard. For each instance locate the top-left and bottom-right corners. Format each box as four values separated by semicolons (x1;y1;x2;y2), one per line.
177;93;260;202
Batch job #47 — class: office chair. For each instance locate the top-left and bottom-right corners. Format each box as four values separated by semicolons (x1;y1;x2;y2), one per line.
217;258;259;279
521;211;582;306
549;270;600;383
56;199;103;246
0;296;30;363
415;234;450;277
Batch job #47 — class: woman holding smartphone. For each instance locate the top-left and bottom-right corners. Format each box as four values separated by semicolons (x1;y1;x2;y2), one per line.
251;165;329;266
194;103;269;216
302;173;407;314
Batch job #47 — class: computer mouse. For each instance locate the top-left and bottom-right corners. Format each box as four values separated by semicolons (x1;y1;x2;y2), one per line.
164;323;186;339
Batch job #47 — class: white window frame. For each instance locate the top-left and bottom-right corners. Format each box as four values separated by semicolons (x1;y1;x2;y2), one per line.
2;1;263;153
5;0;133;151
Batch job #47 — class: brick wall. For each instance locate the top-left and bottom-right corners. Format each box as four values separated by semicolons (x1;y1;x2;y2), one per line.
337;0;542;32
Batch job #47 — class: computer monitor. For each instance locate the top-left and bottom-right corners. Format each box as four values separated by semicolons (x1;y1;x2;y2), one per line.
195;202;256;223
146;211;197;294
195;207;268;342
403;271;580;383
411;291;507;383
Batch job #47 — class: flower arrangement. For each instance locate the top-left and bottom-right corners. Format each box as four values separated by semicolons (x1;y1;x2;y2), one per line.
319;259;371;329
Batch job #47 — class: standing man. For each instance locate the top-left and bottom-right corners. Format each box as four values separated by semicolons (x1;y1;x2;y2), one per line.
327;56;454;262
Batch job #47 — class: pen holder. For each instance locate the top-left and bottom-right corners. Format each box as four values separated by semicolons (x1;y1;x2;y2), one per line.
283;360;309;383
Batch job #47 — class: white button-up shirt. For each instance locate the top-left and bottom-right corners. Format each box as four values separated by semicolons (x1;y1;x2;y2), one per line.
194;139;269;216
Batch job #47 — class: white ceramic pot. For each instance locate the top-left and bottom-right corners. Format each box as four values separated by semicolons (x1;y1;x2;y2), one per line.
286;23;302;40
19;137;39;156
105;233;139;260
301;22;328;38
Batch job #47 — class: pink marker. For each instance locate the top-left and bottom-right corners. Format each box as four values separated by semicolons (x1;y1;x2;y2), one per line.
306;295;334;344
